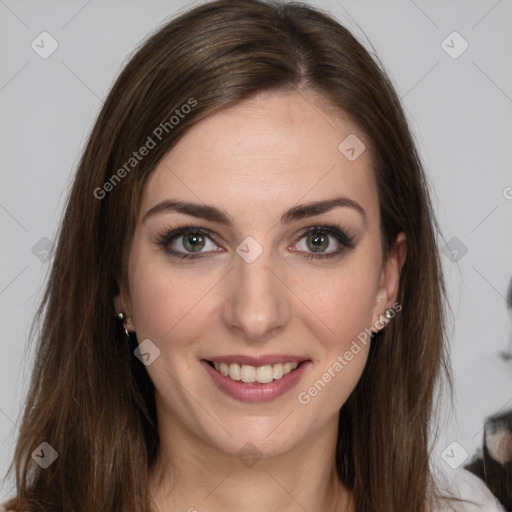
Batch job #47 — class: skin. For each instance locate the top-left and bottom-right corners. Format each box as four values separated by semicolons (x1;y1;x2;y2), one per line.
114;89;407;511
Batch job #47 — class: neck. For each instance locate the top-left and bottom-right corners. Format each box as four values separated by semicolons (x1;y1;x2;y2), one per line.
148;409;354;512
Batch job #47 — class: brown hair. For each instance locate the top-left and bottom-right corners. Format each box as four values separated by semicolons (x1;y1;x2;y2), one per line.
4;1;453;510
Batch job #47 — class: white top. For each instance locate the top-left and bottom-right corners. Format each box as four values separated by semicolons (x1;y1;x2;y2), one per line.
433;467;506;511
0;468;505;512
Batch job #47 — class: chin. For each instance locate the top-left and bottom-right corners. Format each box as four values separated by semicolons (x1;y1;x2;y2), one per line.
207;420;309;461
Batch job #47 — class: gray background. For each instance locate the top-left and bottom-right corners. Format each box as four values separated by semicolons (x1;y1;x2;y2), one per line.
1;0;511;499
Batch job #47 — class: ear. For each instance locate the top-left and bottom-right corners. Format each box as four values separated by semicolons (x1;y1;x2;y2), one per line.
371;232;407;327
113;281;136;332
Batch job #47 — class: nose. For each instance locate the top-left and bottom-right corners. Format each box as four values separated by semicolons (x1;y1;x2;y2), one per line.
221;247;291;343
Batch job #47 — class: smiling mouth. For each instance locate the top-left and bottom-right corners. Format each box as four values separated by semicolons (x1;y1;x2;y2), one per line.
206;360;305;384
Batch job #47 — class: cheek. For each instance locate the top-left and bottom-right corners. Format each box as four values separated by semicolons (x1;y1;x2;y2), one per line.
294;270;374;416
291;261;380;353
128;245;220;343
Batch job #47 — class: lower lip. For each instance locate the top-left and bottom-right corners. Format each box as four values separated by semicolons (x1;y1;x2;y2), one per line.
201;360;311;402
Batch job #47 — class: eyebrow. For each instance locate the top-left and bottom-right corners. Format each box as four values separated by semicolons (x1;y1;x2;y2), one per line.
143;196;367;227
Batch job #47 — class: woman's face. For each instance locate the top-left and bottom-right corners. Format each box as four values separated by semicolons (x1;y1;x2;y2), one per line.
116;90;406;458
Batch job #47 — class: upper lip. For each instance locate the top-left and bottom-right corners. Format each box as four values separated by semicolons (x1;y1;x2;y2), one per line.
204;355;309;366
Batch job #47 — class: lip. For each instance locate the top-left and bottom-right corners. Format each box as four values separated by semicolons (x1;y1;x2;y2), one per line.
201;358;311;403
206;354;307;366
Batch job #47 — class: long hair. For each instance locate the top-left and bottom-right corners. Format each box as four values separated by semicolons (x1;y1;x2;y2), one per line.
4;1;452;510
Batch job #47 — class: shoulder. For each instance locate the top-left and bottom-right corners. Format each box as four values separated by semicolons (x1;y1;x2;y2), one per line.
433;466;506;511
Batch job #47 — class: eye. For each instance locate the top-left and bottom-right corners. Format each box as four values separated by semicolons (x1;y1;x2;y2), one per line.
291;224;355;260
154;222;355;261
154;225;221;259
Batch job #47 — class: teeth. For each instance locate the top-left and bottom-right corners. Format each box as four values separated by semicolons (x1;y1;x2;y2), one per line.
229;362;241;380
273;364;284;380
241;365;256;383
211;361;300;383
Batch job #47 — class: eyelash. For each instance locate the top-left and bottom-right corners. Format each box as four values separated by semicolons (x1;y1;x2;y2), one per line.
153;222;355;261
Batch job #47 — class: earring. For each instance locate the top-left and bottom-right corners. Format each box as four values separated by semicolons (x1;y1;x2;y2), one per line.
116;312;131;337
378;308;394;326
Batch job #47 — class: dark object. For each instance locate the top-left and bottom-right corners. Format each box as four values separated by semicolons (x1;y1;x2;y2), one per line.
465;409;512;511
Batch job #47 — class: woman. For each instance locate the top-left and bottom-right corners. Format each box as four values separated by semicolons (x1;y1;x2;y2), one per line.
2;0;506;510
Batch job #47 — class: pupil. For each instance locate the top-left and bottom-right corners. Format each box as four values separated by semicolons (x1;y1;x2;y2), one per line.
308;233;328;252
184;233;205;252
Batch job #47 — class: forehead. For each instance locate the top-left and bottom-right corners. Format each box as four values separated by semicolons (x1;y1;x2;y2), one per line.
140;90;378;226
